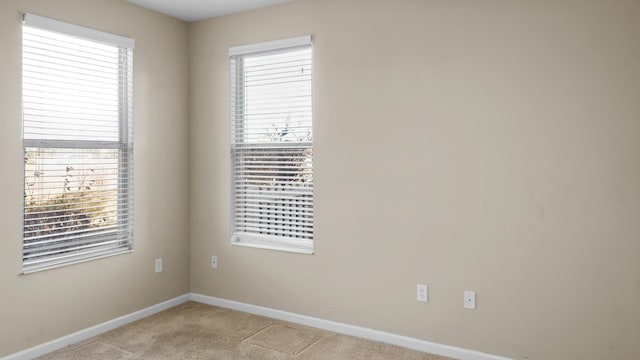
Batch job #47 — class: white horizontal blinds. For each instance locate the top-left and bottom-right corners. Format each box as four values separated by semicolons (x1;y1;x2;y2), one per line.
23;26;120;141
230;37;313;248
22;14;134;272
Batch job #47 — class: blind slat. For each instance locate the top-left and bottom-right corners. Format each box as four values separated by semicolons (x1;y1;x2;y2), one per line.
235;211;313;219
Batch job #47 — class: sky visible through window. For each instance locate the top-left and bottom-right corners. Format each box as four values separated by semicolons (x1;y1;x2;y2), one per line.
241;47;312;144
23;27;120;141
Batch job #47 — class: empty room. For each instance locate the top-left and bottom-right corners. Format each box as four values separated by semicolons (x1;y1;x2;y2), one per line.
1;0;639;359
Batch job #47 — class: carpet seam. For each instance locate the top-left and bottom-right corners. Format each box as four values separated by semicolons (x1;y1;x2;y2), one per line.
292;335;325;356
240;323;275;343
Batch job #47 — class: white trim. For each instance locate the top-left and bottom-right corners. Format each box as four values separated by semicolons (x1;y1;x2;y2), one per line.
190;293;513;360
2;293;512;360
21;250;134;275
22;13;135;49
1;295;189;360
231;232;313;254
229;35;311;56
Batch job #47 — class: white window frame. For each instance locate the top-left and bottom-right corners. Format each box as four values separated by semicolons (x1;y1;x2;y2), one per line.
229;36;314;254
21;14;134;273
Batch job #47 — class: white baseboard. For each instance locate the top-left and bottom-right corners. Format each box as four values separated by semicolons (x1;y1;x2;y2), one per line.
3;292;511;360
1;294;190;360
190;293;512;360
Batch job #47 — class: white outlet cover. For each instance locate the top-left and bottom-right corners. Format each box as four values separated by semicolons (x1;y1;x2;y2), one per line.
464;291;476;309
417;284;428;303
211;256;218;269
155;258;163;273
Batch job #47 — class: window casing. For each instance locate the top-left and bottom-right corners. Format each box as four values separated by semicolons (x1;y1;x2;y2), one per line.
229;36;314;254
22;14;134;273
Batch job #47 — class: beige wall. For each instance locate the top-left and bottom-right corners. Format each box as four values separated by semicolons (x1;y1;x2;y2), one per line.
0;0;190;356
2;0;639;359
189;0;640;359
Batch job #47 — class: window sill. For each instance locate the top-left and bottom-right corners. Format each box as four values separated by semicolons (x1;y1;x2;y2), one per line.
21;249;133;275
230;233;313;255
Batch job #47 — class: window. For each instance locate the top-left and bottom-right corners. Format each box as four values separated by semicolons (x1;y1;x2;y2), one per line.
22;14;134;273
229;36;314;254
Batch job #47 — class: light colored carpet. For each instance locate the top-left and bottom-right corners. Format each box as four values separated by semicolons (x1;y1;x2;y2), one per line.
36;301;452;360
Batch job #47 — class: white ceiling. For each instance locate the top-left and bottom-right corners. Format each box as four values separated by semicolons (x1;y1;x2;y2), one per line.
127;0;291;22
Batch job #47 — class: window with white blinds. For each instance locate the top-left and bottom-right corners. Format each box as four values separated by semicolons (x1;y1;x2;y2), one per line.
22;14;134;273
229;36;313;254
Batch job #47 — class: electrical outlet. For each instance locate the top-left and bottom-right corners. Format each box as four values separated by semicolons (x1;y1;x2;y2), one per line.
417;284;428;302
210;256;218;269
155;258;163;273
464;291;476;309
